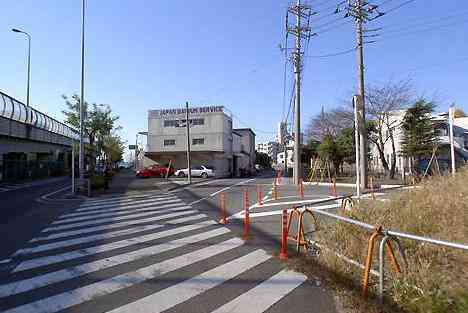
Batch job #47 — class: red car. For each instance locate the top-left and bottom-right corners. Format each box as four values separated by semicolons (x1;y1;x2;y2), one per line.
136;164;174;178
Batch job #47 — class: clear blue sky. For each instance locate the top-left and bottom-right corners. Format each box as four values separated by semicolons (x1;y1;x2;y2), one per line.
1;0;467;152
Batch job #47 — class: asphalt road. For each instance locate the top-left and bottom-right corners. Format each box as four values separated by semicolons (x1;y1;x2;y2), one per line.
0;172;341;313
0;177;80;260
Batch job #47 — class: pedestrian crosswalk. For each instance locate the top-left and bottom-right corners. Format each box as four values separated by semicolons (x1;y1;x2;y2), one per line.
0;182;33;193
0;191;319;313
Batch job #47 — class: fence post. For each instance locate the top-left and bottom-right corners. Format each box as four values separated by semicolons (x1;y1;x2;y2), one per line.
279;209;288;260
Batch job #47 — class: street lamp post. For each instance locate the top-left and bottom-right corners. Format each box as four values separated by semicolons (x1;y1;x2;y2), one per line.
79;0;86;181
135;131;148;170
12;28;31;118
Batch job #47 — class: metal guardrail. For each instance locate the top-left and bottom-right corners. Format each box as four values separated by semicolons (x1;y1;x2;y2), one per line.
301;204;468;304
0;90;79;140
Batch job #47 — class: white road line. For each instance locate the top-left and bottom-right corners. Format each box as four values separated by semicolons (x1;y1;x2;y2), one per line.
17;214;208;255
211;269;307;313
0;229;234;305
76;194;172;209
189;178;255;205
55;199;185;222
0;258;12;264
78;193;164;205
31;212;202;243
13;211;205;273
68;199;183;216
108;249;271;313
17;223;162;256
250;196;334;209
43;206;193;232
75;196;176;211
230;203;340;219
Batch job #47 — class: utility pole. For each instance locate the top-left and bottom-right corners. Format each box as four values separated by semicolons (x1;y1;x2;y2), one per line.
287;0;313;185
354;0;368;189
353;95;361;198
185;102;192;184
449;106;456;177
337;0;383;188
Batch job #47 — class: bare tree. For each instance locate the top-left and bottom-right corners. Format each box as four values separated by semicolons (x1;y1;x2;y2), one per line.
307;106;353;141
366;79;413;178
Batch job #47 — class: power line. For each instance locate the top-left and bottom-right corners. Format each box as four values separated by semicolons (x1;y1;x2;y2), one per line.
379;18;468;40
305;47;357;58
315;19;352;35
384;0;418;15
381;11;468;34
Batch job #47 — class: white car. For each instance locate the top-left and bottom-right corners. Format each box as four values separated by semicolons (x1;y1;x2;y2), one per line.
175;165;215;178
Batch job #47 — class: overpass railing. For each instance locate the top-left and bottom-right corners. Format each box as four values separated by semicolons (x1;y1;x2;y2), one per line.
0;90;79;140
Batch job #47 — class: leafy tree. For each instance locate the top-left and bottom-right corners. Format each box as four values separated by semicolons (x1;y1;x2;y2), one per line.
318;135;343;174
335;127;355;165
400;99;438;172
62;94;120;173
102;134;126;167
255;152;271;168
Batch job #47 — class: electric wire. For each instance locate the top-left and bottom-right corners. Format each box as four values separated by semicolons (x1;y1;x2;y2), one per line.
383;0;418;15
305;47;357;58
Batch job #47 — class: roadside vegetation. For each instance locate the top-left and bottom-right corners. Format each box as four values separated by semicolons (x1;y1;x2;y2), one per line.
62;94;125;190
290;168;468;313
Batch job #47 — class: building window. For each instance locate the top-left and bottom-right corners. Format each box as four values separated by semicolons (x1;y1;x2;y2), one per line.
192;138;204;145
191;118;204;126
164;120;178;127
164;139;176;146
163;118;204;127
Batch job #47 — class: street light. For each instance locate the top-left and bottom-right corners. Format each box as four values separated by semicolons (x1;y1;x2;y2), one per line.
135;131;148;169
12;28;31;121
79;0;86;181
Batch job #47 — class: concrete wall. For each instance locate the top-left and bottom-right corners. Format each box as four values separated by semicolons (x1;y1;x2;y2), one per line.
148;110;232;153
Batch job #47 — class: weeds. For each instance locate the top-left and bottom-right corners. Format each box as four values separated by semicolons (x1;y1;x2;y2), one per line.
309;168;468;313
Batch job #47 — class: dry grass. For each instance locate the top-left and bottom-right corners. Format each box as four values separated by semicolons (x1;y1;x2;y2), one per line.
300;167;468;313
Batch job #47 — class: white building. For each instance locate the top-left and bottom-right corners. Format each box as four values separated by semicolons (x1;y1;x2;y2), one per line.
146;106;256;177
256;141;279;164
369;110;468;174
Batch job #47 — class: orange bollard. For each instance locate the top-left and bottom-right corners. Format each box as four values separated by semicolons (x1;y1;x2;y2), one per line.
329;178;337;197
243;189;250;240
279;209;288;260
219;193;227;225
257;185;263;205
273;182;278;200
299;179;304;199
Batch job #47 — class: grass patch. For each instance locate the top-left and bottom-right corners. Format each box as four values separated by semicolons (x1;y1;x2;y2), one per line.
298;167;468;313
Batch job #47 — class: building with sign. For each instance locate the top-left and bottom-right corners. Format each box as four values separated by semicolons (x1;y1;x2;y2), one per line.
146;106;256;177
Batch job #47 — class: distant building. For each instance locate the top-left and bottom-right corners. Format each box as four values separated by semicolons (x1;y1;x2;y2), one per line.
146;106;255;177
256;141;279;164
369;110;468;174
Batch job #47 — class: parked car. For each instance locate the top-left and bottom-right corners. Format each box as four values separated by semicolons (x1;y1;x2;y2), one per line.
175;165;215;178
136;164;174;178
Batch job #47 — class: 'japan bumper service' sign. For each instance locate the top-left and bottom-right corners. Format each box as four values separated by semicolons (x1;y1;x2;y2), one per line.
150;106;223;118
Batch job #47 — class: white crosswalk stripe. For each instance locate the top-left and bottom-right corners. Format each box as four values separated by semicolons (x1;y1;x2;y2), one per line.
210;269;307;313
0;192;311;313
0;183;32;193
